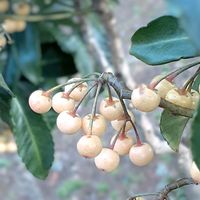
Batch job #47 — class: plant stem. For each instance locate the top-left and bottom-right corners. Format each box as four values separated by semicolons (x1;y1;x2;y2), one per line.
89;81;102;134
46;78;96;94
150;61;200;89
73;83;97;113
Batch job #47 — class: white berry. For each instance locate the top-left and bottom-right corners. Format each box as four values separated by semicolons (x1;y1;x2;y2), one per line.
94;148;120;172
131;84;160;112
56;111;81;134
190;162;200;184
52;92;75;113
77;135;102;158
28;90;52;114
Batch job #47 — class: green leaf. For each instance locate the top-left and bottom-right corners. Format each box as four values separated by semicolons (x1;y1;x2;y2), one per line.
160;110;189;152
0;74;14;97
130;16;199;65
191;103;200;169
10;97;54;179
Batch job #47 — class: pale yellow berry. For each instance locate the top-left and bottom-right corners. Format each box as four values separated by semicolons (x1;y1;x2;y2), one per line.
52;92;75;113
150;75;175;98
82;114;106;137
65;78;88;101
131;84;160;112
99;97;124;121
129;143;154;166
94;148;120;172
110;134;134;156
13;2;31;15
190;162;200;183
0;0;9;13
56;112;81;134
165;89;192;109
28;90;52;114
111;110;135;132
0;35;6;48
15;20;26;32
2;20;17;33
190;89;199;109
77;135;102;158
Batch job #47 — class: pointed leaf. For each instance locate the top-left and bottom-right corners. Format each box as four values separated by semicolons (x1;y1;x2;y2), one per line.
160;110;189;152
191;103;200;169
130;16;199;65
10;97;54;179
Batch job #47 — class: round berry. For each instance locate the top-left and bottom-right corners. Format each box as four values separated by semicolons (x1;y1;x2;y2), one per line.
111;110;135;132
28;90;52;114
165;89;192;109
65;78;88;101
77;135;102;158
2;19;17;33
15;20;26;32
94;148;120;172
82;114;106;137
150;75;175;98
190;89;199;109
0;0;9;13
99;97;124;121
56;111;81;134
129;143;154;166
13;2;31;15
110;134;134;156
190;162;200;183
0;35;7;49
52;92;75;113
131;84;160;112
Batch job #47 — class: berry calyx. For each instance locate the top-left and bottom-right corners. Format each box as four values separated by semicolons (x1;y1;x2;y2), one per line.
165;88;192;109
110;133;134;156
56;111;81;134
65;78;88;101
111;110;135;132
150;75;175;98
99;97;124;121
28;90;52;114
129;143;154;166
82;114;106;137
94;148;120;172
190;162;200;184
52;92;75;113
131;84;160;112
0;0;9;13
77;135;102;158
13;2;31;15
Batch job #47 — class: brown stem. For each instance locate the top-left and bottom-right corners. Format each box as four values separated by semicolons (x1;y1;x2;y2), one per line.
128;178;197;200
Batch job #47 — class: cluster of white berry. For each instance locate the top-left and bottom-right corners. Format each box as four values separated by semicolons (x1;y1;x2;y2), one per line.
0;1;31;34
28;77;155;172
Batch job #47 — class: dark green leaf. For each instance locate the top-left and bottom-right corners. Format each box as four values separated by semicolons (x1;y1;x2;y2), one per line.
160;109;189;152
0;74;14;97
130;16;199;65
191;103;200;169
10;97;54;179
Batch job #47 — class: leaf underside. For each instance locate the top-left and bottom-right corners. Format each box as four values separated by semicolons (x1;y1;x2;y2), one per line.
160;109;189;152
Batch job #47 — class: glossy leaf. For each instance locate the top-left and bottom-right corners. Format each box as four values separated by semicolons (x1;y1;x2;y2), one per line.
10;97;54;179
160;109;189;152
130;16;199;65
191;103;200;169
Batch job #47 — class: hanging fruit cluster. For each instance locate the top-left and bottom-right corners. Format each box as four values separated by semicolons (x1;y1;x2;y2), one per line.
28;62;200;176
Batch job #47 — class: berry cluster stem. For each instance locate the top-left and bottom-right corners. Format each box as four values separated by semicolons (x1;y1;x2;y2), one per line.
89;81;103;134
